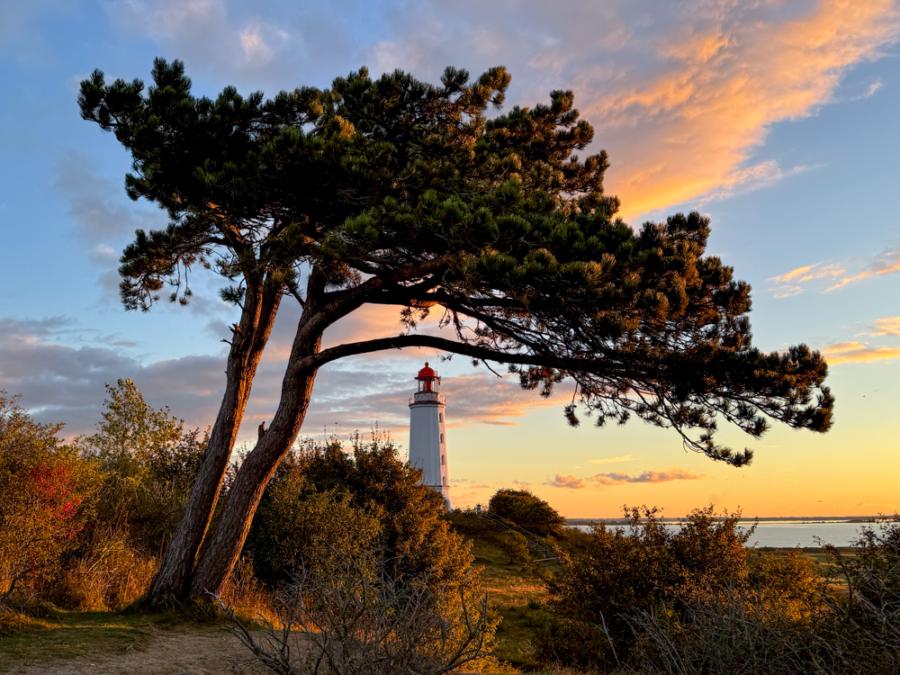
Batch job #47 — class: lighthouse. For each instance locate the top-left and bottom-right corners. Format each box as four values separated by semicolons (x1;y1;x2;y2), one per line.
408;362;450;508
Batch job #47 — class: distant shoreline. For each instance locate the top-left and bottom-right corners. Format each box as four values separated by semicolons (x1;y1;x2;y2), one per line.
566;515;888;526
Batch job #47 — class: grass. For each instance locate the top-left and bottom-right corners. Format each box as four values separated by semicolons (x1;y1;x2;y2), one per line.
451;512;557;670
0;609;188;670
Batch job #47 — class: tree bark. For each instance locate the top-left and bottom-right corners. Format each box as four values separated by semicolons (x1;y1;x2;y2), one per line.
145;280;281;605
189;322;322;599
185;267;442;598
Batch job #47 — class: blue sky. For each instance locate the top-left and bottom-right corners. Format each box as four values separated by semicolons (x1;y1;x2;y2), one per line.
1;0;899;515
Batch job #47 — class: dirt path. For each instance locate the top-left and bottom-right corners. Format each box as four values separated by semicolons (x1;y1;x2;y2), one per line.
6;625;269;674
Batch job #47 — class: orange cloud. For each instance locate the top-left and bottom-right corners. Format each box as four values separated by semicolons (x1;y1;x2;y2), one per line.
827;248;900;291
769;262;847;298
548;468;703;489
588;0;900;219
549;474;586;489
823;341;900;364
872;316;900;338
770;247;900;297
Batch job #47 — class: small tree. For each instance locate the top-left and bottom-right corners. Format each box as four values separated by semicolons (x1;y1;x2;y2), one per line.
79;379;205;555
488;488;565;537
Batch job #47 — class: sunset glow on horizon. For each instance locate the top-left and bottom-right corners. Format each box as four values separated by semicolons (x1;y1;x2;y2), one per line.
1;0;899;519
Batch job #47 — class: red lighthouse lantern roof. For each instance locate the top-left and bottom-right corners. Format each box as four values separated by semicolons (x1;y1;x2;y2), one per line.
416;362;437;379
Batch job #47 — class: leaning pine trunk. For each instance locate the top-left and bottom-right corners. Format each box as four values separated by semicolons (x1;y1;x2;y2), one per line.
145;283;280;605
189;336;321;599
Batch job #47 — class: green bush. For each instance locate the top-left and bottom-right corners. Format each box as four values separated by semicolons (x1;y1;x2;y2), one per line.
240;434;499;669
248;434;472;589
487;488;565;537
246;471;383;585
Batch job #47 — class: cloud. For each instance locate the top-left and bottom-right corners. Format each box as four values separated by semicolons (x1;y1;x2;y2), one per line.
103;1;900;221
770;246;900;297
769;262;846;298
549;474;585;489
109;0;282;72
0;316;225;435
548;468;703;489
584;0;900;219
827;247;900;291
0;315;571;440
238;22;288;64
865;79;884;98
105;0;353;88
55;152;152;242
694;161;819;207
871;316;900;337
298;367;571;437
822;340;900;365
838;77;885;102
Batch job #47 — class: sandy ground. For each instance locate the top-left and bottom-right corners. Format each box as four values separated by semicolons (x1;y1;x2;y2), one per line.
6;626;271;675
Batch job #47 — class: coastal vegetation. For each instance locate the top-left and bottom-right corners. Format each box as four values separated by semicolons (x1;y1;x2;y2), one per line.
1;383;897;672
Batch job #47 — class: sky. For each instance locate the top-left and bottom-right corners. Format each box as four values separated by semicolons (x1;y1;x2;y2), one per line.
1;0;899;517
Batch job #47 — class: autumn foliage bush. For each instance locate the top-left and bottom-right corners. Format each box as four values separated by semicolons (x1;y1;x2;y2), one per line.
0;381;205;613
0;394;99;605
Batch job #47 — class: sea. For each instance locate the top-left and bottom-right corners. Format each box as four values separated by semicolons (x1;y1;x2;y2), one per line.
567;519;886;548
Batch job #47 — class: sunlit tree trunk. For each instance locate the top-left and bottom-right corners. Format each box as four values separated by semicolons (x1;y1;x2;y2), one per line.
189;323;322;599
145;281;281;605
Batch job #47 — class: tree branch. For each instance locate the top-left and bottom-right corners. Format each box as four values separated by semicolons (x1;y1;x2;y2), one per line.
292;333;610;375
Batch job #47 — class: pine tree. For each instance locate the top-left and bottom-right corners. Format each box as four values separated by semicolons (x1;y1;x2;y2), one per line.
80;60;833;603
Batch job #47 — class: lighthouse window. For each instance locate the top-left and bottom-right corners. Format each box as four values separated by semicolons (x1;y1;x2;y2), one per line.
440;433;444;443
439;413;444;422
441;454;445;465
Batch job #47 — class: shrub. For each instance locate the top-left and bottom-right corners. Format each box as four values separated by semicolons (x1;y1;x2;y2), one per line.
816;519;900;671
248;434;472;589
228;550;497;675
537;505;752;669
0;394;99;604
239;434;499;671
247;469;383;585
540;510;900;673
498;531;531;565
0;381;206;612
627;522;900;674
487;489;565;537
49;528;156;611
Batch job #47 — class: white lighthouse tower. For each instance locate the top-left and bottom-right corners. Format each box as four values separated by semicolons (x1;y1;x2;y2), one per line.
408;362;450;508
